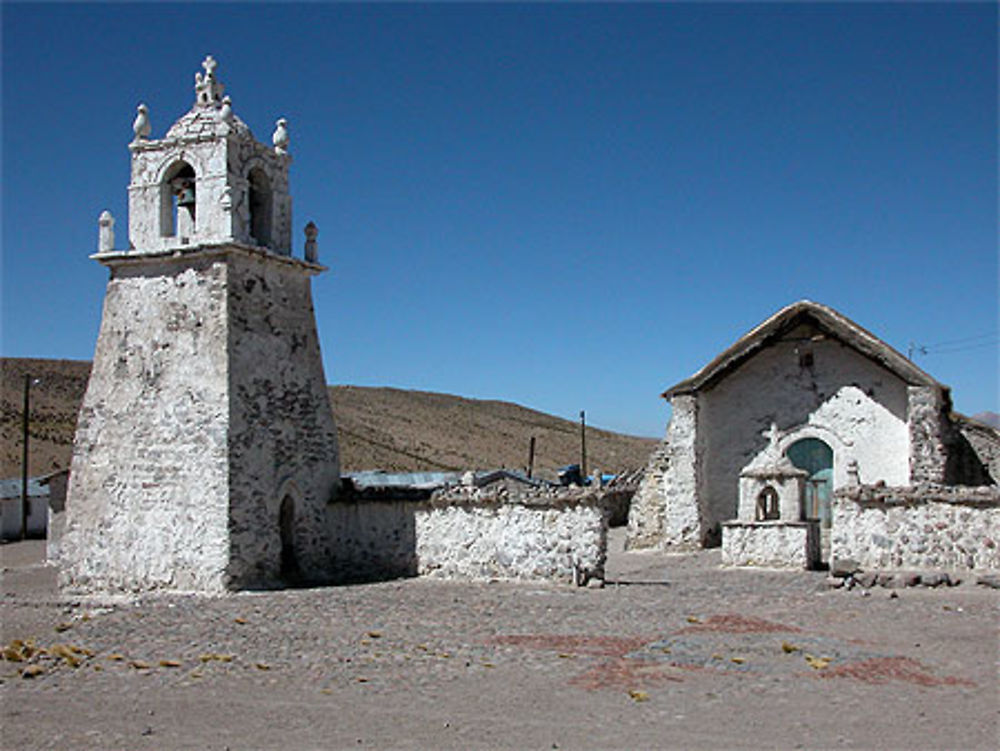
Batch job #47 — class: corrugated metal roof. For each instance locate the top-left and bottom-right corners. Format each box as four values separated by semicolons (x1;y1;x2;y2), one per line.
0;476;49;500
346;471;464;490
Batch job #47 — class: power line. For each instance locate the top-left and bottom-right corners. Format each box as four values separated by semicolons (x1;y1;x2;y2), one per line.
908;332;999;360
921;338;999;356
925;331;997;348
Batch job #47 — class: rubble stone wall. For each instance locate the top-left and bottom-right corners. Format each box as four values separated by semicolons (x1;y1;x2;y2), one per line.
832;485;1000;571
954;417;1000;485
225;253;341;588
721;521;820;569
327;489;613;585
416;498;608;583
625;441;669;549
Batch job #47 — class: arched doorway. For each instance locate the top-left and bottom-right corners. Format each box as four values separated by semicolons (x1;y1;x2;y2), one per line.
279;495;300;583
786;438;833;528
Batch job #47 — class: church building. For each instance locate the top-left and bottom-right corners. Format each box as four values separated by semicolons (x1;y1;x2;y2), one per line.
627;300;996;565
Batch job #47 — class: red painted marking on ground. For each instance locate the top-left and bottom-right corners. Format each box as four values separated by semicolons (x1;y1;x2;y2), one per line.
817;657;976;687
569;658;684;691
491;634;650;658
676;614;801;635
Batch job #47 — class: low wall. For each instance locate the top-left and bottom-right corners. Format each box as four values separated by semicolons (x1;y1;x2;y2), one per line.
832;485;1000;571
721;521;819;569
326;486;616;585
327;499;419;582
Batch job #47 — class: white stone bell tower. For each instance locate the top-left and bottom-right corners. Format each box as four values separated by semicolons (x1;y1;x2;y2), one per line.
61;57;341;593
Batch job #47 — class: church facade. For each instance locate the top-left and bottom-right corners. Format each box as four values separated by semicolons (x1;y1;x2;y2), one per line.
626;300;997;563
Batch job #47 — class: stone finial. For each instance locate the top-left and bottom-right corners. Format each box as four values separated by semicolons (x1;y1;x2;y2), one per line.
273;118;290;155
98;210;115;253
194;54;225;107
304;221;319;263
132;104;151;141
220;95;233;122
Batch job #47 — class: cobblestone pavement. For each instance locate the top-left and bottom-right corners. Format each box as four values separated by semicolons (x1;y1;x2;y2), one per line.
2;533;998;750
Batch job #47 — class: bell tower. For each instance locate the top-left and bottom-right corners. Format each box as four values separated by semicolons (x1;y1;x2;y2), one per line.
126;55;293;255
61;57;341;594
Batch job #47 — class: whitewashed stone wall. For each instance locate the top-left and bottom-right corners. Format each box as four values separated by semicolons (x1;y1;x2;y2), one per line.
61;248;340;593
416;498;608;583
695;337;910;538
44;471;70;563
832;485;1000;571
62;255;233;593
721;521;820;569
325;488;614;585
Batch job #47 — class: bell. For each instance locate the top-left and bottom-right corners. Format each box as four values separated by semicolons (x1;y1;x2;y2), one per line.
176;186;196;207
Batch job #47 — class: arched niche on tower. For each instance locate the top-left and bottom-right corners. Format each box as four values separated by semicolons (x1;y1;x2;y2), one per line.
247;166;273;248
160;160;197;240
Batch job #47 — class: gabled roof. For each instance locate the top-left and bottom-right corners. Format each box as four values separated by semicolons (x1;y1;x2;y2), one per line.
663;300;942;398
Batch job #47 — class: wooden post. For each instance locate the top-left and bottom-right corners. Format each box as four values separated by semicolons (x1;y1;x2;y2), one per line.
580;410;587;482
527;436;536;479
20;374;30;540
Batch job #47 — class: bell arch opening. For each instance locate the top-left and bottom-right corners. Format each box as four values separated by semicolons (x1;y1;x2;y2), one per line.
248;167;273;248
161;161;196;239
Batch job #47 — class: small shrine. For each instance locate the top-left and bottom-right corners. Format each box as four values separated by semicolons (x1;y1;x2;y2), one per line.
721;424;820;569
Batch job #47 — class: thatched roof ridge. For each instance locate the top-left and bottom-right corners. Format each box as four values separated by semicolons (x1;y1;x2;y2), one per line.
662;300;942;398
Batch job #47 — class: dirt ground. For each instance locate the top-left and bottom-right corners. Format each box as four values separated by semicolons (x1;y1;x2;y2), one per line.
2;531;997;750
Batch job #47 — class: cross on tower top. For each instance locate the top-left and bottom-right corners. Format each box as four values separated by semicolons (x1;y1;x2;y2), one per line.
194;54;224;107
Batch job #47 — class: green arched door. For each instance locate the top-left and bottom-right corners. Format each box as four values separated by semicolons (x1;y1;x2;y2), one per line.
786;438;833;528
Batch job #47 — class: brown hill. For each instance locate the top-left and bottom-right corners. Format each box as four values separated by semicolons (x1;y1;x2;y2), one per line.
1;358;656;479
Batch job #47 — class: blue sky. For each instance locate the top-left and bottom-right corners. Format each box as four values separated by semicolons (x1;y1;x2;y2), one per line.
2;2;997;437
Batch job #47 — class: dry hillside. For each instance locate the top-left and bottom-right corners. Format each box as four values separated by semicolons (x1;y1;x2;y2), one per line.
1;358;656;479
330;385;656;474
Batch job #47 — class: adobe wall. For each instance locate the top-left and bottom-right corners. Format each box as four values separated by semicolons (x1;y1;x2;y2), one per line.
697;336;911;538
831;485;1000;571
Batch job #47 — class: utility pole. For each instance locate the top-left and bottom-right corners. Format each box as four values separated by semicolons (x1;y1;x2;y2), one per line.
20;374;31;540
579;410;587;482
527;436;536;479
